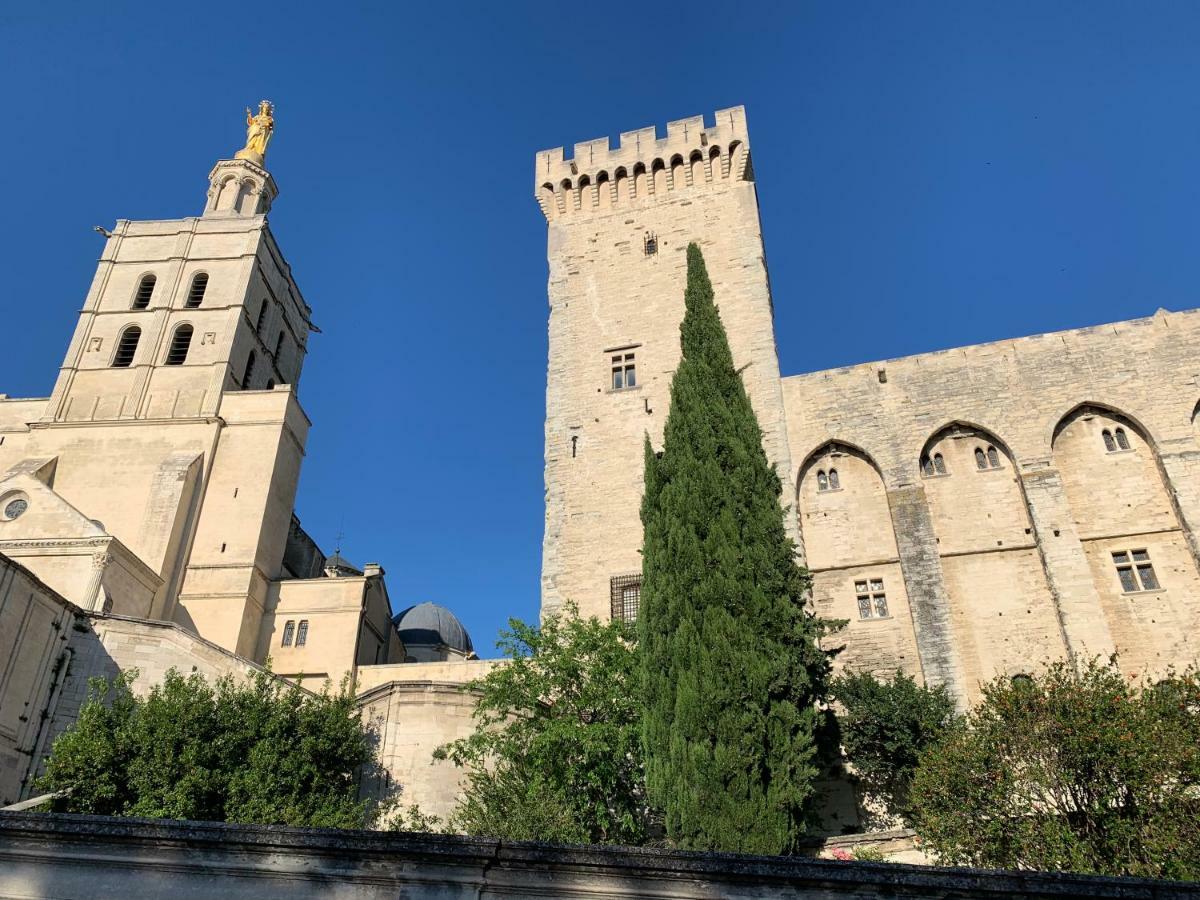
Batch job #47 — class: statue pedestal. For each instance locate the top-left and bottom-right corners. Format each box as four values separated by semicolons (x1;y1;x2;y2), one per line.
204;158;278;217
233;148;265;166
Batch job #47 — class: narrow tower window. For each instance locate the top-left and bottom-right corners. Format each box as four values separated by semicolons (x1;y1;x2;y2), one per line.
112;326;141;367
165;324;193;365
828;468;840;489
242;351;257;389
817;470;829;491
975;447;987;470
132;275;156;310
644;232;658;256
1115;427;1130;450
185;273;208;308
296;620;309;646
281;620;295;647
986;445;1000;468
273;331;285;359
256;301;269;335
1102;429;1116;452
933;453;947;475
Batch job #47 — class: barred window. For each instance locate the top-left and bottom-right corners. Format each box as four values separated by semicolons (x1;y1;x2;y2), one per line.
854;578;889;619
644;232;658;256
296;619;309;646
1102;429;1116;452
281;620;295;647
976;445;1001;470
1113;549;1160;592
610;574;641;622
1115;427;1130;450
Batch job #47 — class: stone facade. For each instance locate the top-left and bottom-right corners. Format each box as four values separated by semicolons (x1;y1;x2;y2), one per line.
537;107;1200;706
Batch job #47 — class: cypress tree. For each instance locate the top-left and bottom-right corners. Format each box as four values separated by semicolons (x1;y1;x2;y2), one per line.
639;243;836;855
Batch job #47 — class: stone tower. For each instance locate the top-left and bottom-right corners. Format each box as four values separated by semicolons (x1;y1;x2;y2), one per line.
536;107;797;621
0;134;315;657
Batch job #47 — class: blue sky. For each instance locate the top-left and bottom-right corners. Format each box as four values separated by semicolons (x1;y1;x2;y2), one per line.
3;3;1199;655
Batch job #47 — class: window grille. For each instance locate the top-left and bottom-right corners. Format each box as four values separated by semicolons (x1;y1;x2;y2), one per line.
132;275;156;310
165;324;193;365
1115;427;1130;450
296;620;309;646
644;232;658;256
986;446;1000;468
610;574;641;622
112;326;141;367
854;578;889;619
1113;549;1160;592
281;620;295;647
976;445;1001;470
185;273;208;309
1102;429;1116;452
611;351;636;390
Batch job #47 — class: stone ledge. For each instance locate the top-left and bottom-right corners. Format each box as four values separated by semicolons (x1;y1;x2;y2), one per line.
1;812;1195;899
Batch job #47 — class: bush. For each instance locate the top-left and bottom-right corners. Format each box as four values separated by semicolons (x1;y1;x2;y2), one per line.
831;669;958;825
39;668;377;828
436;606;648;845
910;659;1200;879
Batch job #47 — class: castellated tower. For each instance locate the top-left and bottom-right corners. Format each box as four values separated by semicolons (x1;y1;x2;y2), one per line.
537;107;797;621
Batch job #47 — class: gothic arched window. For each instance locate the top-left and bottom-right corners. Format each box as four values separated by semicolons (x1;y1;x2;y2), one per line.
185;273;208;309
975;447;988;470
1115;427;1130;451
132;275;156;310
817;470;829;492
296;620;309;646
828;468;840;490
987;445;1000;468
933;453;947;475
165;324;193;365
281;620;295;647
1103;429;1116;452
112;326;141;367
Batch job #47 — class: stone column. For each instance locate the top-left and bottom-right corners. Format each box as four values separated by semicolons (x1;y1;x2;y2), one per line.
886;485;967;708
1019;465;1116;663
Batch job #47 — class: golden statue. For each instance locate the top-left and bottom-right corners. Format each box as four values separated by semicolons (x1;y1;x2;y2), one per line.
234;100;275;165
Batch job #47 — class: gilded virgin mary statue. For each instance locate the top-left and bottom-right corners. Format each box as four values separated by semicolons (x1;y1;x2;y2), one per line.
234;100;275;165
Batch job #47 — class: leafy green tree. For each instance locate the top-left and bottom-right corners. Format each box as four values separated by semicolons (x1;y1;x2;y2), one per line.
39;669;376;828
831;669;958;825
910;658;1200;879
436;606;648;845
638;242;839;855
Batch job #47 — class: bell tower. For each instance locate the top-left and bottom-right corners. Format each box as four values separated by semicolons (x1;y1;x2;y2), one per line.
42;100;307;425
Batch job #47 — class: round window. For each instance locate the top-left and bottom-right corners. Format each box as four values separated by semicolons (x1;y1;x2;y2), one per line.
4;498;28;520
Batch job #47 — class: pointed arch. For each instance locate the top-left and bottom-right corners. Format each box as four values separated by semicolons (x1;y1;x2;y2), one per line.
651;158;667;195
614;166;629;204
689;149;705;185
708;144;723;181
633;162;648;198
577;174;593;210
595;170;611;208
669;153;686;190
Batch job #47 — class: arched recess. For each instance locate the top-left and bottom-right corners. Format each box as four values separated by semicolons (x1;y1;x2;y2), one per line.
689;150;705;185
235;180;259;214
708;145;723;181
651;158;667;195
595;171;610;208
669;154;685;190
216;176;240;211
559;179;574;213
796;441;921;678
633;162;647;198
1051;403;1200;675
728;141;745;181
577;175;592;210
614;167;629;204
539;182;557;219
919;421;1064;699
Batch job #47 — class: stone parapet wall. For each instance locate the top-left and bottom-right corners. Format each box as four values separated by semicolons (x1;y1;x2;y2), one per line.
1;812;1195;900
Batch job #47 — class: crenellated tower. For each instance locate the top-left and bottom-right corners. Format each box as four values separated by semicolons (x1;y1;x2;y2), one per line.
536;106;798;621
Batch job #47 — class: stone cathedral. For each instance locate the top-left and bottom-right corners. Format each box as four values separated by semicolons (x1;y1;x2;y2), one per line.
536;105;1200;709
1;103;1198;828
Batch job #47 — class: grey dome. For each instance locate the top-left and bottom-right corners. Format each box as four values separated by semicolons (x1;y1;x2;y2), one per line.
393;602;474;661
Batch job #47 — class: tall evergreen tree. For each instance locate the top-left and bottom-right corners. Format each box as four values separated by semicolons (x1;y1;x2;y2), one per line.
639;243;837;855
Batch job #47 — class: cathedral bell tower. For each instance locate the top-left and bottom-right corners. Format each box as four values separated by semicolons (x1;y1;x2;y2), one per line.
42;99;307;425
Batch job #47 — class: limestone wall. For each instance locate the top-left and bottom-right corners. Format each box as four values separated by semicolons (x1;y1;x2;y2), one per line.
538;107;796;621
1;812;1195;900
783;308;1200;702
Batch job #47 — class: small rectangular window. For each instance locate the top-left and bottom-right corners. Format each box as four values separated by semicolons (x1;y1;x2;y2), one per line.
610;574;641;622
1113;549;1161;593
610;351;636;391
855;578;889;619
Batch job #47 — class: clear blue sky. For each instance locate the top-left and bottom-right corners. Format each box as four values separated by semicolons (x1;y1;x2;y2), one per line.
3;3;1198;655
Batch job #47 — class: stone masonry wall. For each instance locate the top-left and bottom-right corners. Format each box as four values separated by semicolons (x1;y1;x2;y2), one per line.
538;107;796;621
783;308;1200;704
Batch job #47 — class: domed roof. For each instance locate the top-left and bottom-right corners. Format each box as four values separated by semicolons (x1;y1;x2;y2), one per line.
393;602;474;657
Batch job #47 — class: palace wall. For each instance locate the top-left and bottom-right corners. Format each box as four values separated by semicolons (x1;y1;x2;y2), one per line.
784;307;1200;703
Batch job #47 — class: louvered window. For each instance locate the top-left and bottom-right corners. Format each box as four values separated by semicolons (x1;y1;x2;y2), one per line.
185;273;208;309
112;326;141;367
132;275;156;310
165;325;193;365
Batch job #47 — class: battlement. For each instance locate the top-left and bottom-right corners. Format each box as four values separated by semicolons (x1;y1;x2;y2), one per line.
534;106;752;220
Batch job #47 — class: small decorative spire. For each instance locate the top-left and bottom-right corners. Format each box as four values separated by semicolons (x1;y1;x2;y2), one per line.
234;100;275;166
